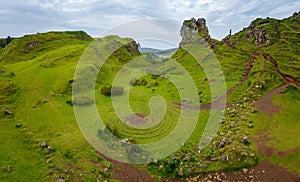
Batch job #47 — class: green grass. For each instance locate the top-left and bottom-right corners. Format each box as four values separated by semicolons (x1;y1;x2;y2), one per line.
247;85;300;175
1;12;300;181
0;32;114;181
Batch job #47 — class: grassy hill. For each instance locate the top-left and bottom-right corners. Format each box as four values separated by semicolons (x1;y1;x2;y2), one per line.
0;12;299;181
0;32;138;181
147;12;300;178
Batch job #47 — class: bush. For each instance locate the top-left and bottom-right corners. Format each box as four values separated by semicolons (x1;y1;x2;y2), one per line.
101;86;124;96
130;78;148;86
72;95;94;106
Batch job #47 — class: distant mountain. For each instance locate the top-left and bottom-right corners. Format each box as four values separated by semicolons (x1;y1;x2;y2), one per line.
139;46;177;57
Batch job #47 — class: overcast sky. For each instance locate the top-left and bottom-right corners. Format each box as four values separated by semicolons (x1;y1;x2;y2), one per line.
1;0;299;47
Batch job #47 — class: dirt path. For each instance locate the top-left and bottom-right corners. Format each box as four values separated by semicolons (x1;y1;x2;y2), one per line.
254;84;288;115
102;155;156;182
263;53;300;90
200;55;256;110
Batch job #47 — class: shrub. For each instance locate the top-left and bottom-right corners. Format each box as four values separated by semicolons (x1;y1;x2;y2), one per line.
72;95;94;106
130;78;148;86
101;86;124;96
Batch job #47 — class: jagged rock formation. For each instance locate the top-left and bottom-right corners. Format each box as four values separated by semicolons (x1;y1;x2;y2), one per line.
127;40;139;55
179;18;216;48
245;21;270;47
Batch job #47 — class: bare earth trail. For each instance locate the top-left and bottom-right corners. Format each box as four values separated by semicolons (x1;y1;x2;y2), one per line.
95;53;300;181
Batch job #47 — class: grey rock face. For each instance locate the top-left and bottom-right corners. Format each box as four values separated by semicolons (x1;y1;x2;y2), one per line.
245;22;270;46
179;17;214;48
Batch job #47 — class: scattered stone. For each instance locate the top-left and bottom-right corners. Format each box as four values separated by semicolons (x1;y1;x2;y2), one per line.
217;175;222;181
56;178;64;182
46;159;53;163
217;138;226;149
7;166;12;172
159;165;164;171
4;108;12;115
208;174;212;179
241;152;248;157
40;141;47;148
47;146;54;151
222;154;229;161
178;167;183;176
15;123;23;128
242;168;248;174
121;139;129;145
240;136;249;144
211;157;218;161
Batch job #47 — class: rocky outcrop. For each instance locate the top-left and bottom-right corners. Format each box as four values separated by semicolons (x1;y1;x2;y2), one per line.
245;22;270;47
126;40;139;55
179;18;215;48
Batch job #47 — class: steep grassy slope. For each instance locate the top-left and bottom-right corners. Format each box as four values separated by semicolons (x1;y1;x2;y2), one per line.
147;12;300;178
0;32;139;181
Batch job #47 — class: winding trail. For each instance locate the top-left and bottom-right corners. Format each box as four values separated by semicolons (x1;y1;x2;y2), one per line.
254;84;289;115
200;54;256;110
263;53;300;90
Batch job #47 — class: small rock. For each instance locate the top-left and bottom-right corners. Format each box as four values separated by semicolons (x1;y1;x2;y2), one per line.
7;166;12;172
216;138;226;149
242;168;248;174
178;167;183;176
240;137;249;144
241;152;248;157
15;123;23;128
159;165;164;171
41;141;47;148
208;174;212;179
222;154;229;161
47;159;53;164
217;175;222;181
211;157;218;161
4;108;12;115
47;146;54;151
56;178;64;182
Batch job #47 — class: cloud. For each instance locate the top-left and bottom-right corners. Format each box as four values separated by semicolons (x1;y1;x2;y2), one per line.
0;0;299;44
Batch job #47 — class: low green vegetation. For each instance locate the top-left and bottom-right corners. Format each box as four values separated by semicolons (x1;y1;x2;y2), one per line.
0;12;299;181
